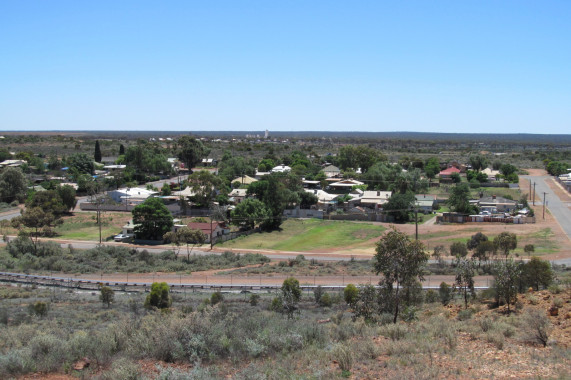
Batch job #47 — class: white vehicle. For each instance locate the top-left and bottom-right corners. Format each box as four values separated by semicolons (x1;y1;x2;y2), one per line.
114;234;134;242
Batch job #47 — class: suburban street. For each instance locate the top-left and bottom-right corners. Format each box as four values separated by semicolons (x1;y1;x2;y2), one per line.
523;174;571;265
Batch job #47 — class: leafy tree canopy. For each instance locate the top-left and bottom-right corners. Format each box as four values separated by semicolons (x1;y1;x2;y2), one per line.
132;197;174;240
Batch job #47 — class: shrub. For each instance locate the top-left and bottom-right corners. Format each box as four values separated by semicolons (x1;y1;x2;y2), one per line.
319;292;332;307
548;284;562;294
333;343;353;372
522;309;551;347
100;286;115;308
144;282;172;309
425;289;437;303
210;291;224;305
28;301;48;318
553;297;564;308
457;308;473;321
249;294;260;306
439;282;453;305
344;284;358;307
313;285;324;304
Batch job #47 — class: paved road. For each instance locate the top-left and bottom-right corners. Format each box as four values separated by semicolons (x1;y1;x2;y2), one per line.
523;175;571;239
523;175;571;265
0;211;20;221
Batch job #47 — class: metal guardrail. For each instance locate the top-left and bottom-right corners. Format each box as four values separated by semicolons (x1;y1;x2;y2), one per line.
0;271;490;293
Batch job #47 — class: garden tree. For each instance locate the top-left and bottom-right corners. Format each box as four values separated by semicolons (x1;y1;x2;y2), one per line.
119;143;125;155
454;259;476;309
473;240;496;263
522;256;554;291
161;183;172;196
524;244;535;256
432;245;446;261
132;197;174;240
439;282;453;305
469;155;489;172
230;199;269;230
176;135;209;172
466;170;489;183
144;282;172;309
383;191;415;223
56;185;77;212
374;226;428;323
450;241;468;258
450;172;461;183
361;162;401;190
0;167;27;202
343;284;359;308
546;161;569;176
500;163;517;177
100;286;115;308
47;154;62;170
447;183;477;214
247;172;300;230
27;156;45;174
467;232;488;251
187;170;224;207
392;169;427;194
94;140;102;162
258;158;275;172
164;227;206;261
493;232;517;258
298;191;318;209
0;148;11;161
424;157;441;179
493;259;521;313
218;156;257;183
281;277;301;319
26;190;67;217
337;145;387;172
67;153;95;176
11;207;61;254
122;142;172;178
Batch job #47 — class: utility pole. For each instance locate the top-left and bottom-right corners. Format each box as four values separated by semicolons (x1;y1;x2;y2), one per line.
529;180;532;201
543;192;548;220
415;207;418;241
533;182;536;206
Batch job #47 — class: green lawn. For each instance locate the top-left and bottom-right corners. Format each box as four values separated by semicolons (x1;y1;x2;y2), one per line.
54;212;131;241
220;219;385;251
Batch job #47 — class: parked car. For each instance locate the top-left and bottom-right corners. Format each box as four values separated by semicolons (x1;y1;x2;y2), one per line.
114;234;134;242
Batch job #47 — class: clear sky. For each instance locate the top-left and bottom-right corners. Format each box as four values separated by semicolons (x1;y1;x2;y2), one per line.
1;1;570;133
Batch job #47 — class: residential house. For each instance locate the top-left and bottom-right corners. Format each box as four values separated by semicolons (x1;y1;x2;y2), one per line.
481;168;501;181
414;194;437;214
305;189;341;211
232;175;258;186
228;188;248;204
359;190;392;209
328;179;365;193
271;165;291;173
187;222;229;243
201;158;217;167
477;195;519;213
0;159;26;168
108;187;158;205
438;167;461;182
302;180;321;189
323;165;341;178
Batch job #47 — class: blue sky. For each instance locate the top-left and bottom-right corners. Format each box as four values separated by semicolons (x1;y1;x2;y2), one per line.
1;1;570;133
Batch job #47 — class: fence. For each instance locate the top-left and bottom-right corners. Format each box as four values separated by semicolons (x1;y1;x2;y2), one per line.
283;208;324;219
437;213;535;224
0;271;491;293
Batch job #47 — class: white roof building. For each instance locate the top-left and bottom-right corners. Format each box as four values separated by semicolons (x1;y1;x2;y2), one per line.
271;165;291;173
108;187;158;204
